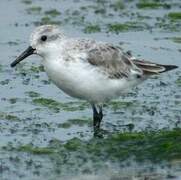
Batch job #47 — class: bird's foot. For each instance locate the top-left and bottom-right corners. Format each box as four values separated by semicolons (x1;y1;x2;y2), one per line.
92;104;103;137
93;128;109;138
93;129;103;138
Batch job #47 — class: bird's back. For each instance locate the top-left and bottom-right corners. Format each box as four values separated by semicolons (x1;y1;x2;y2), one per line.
64;38;178;78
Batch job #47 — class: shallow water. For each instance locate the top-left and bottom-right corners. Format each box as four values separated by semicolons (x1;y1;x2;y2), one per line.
0;0;181;179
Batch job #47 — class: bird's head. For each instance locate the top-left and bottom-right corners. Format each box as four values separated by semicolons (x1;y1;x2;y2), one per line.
11;25;65;67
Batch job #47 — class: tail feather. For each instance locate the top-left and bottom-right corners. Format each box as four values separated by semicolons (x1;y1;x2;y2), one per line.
133;59;178;75
161;64;179;72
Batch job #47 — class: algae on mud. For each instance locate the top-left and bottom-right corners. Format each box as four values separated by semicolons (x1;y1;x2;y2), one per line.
44;9;61;17
58;118;91;128
136;2;171;9
84;24;101;33
173;37;181;43
107;21;148;33
32;97;89;112
0;112;20;121
107;100;137;111
25;91;41;98
18;144;55;154
110;0;125;11
22;0;32;5
26;6;42;14
14;129;181;162
168;12;181;20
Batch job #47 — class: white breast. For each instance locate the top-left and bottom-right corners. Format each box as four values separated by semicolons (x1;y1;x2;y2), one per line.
43;55;140;103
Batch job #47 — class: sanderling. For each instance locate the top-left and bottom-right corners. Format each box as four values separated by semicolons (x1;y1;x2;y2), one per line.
11;25;178;136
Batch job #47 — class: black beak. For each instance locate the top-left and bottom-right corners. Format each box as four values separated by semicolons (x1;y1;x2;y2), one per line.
11;46;35;68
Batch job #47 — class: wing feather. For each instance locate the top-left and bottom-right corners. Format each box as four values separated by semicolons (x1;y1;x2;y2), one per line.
86;43;142;79
63;38;177;79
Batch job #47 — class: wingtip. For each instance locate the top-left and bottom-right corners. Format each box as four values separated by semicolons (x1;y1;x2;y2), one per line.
163;65;178;72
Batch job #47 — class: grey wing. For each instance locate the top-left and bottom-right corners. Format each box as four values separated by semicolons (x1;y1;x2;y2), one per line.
86;43;142;79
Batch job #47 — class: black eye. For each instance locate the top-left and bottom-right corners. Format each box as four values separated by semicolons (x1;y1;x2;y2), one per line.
41;35;47;42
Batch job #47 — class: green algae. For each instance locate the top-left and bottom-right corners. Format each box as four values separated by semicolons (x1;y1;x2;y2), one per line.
39;16;62;25
168;12;181;20
176;77;181;86
84;24;101;33
18;145;55;154
107;22;148;33
68;129;181;161
26;6;42;14
108;23;130;33
108;100;136;111
45;129;181;162
0;112;20;121
137;2;171;9
21;0;32;5
39;16;51;24
5;115;20;121
64;138;82;151
44;9;61;17
61;101;89;112
32;98;61;112
110;0;125;11
171;37;181;43
58;118;91;129
65;105;86;111
26;91;41;98
68;118;92;126
30;65;45;73
58;122;71;129
15;64;44;75
32;98;89;112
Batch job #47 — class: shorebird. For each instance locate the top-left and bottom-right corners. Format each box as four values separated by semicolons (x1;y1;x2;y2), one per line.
11;25;178;136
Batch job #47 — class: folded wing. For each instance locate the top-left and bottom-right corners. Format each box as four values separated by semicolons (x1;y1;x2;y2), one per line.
133;59;178;75
68;39;178;79
86;43;142;79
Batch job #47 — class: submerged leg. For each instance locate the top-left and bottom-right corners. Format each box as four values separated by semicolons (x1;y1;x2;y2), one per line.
91;104;103;136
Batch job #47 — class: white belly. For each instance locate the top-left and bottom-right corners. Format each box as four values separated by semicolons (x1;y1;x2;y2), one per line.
43;59;140;103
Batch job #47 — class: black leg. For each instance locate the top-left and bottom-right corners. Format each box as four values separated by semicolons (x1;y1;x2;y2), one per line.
97;105;103;129
91;104;103;136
